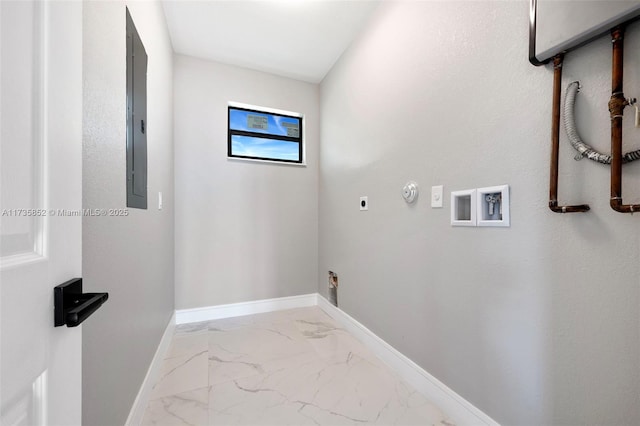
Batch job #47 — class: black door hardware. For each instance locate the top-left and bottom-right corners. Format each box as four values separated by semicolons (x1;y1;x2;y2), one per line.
54;278;108;327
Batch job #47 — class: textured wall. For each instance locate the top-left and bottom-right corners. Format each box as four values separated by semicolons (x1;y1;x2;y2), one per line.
319;1;640;424
174;55;319;309
82;1;174;425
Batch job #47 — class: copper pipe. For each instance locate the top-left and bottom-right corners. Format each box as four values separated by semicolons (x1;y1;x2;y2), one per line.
549;54;590;213
609;27;640;213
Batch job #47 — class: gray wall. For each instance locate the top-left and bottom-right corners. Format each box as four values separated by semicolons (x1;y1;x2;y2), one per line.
318;1;639;425
174;55;319;309
82;1;174;425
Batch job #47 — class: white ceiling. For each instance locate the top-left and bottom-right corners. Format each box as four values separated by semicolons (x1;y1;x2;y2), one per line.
161;0;380;83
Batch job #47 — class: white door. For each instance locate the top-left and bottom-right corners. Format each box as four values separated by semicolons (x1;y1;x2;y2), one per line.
1;1;83;425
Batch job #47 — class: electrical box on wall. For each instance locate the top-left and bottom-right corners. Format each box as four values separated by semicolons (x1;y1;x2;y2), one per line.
126;8;148;209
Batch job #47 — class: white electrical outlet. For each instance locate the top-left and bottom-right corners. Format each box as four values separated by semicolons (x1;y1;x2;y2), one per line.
431;185;443;208
360;196;368;211
158;192;163;210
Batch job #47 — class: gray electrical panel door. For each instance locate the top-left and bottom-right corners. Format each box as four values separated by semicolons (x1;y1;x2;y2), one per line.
126;9;147;209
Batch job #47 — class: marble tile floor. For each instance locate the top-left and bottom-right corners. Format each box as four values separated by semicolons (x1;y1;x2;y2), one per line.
141;306;455;426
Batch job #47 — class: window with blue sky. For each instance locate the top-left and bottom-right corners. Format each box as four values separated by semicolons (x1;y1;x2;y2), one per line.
228;106;303;163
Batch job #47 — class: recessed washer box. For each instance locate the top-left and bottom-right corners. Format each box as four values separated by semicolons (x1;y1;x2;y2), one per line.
477;185;510;227
451;189;476;227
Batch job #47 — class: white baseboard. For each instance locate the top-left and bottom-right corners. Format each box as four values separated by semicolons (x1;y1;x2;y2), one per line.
175;293;318;324
125;312;176;426
317;295;499;426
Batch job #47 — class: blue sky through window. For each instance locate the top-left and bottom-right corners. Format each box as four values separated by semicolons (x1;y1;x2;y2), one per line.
231;135;299;161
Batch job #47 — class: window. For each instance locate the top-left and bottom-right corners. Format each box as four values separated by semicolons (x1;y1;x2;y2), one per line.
126;8;147;209
228;105;303;164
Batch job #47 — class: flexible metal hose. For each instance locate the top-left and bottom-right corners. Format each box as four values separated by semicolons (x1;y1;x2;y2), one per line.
564;81;640;164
